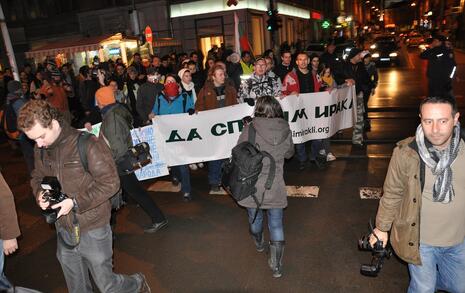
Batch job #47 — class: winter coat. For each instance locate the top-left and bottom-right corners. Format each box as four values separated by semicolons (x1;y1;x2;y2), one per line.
0;172;20;240
273;63;293;82
100;103;133;162
226;61;242;91
376;132;465;265
136;82;164;122
337;61;370;94
238;73;282;102
31;123;119;234
152;92;195;116
364;62;378;90
237;117;294;209
195;80;238;111
282;70;321;95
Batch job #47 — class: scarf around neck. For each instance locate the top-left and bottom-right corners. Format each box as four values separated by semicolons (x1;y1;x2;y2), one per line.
415;122;461;203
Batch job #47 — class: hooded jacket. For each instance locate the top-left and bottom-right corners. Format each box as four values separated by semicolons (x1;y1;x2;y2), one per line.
100;103;133;162
237;117;294;209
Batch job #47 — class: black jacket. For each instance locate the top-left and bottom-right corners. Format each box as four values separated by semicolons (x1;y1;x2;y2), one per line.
420;45;456;81
136;82;163;123
273;63;293;82
337;61;370;94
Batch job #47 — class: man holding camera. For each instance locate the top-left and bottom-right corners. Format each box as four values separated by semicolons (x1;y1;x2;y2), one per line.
371;96;465;293
18;100;150;293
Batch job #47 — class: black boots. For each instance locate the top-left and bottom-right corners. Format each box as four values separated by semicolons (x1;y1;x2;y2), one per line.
251;232;265;252
268;241;285;278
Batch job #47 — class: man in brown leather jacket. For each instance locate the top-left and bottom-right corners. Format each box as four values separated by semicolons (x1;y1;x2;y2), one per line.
371;96;465;293
17;100;150;293
0;171;20;290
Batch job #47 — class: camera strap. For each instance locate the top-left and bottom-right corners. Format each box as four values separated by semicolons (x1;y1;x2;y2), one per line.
57;207;80;249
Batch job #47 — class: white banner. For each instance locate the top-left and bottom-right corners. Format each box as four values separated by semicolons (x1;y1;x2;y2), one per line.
131;126;169;180
152;86;356;167
279;85;356;144
152;103;254;167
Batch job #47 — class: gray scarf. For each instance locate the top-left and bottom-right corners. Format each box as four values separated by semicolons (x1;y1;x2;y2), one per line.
415;123;461;203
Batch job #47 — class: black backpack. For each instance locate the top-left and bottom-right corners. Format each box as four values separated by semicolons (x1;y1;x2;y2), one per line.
222;123;276;210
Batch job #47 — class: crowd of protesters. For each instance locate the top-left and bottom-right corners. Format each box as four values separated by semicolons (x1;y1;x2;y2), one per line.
0;39;381;288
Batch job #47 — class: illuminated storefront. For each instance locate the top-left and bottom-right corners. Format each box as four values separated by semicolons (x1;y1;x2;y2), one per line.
25;33;138;72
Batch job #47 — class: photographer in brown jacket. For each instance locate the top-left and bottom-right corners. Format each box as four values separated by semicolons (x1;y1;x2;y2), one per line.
18;100;150;293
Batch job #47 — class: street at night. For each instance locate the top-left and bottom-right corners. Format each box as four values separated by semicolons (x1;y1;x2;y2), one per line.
1;0;465;292
2;46;464;292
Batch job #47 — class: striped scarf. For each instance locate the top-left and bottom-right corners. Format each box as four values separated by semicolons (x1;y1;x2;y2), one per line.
415;123;461;203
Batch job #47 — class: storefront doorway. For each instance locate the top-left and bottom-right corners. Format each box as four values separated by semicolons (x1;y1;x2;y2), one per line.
199;35;224;66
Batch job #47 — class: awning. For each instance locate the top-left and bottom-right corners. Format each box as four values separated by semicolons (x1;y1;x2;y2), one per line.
25;34;122;60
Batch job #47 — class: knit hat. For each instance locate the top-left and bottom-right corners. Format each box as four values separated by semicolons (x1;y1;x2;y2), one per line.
347;48;363;60
95;86;116;107
178;68;189;80
7;80;22;94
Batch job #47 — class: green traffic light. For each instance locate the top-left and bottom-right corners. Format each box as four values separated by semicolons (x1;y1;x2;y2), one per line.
322;20;330;29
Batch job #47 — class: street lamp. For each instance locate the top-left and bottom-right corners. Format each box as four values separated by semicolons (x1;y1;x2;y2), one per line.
411;2;416;6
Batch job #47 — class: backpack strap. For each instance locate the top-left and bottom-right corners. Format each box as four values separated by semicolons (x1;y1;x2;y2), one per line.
77;132;94;173
248;123;257;146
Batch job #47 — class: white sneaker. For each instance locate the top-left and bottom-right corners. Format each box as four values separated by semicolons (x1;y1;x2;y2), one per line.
327;152;336;162
189;164;198;171
197;162;204;168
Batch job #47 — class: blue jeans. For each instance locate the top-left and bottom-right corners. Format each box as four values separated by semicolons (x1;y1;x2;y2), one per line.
56;225;141;293
247;208;284;241
0;240;12;290
208;159;225;186
408;239;465;293
295;140;324;163
172;165;191;194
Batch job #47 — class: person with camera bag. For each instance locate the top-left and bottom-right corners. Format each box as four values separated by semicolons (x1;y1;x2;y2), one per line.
236;96;294;278
96;86;168;234
370;96;465;293
18;100;150;293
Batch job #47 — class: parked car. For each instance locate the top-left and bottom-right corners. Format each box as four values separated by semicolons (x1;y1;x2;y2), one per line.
306;43;325;56
405;35;424;47
369;36;401;66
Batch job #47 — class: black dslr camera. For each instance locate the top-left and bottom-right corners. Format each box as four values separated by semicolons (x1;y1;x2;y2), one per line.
358;223;392;277
41;176;68;224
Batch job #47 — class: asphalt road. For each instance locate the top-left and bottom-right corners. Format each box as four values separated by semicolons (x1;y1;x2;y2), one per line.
2;47;465;292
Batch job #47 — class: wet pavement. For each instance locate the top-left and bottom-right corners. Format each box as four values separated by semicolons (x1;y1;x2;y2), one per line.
2;47;465;292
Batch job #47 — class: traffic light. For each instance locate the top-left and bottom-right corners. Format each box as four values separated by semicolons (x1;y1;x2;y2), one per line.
322;20;331;29
266;9;281;32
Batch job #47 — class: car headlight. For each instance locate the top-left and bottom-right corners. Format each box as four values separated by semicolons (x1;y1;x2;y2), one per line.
370;44;376;49
389;52;398;57
372;53;380;58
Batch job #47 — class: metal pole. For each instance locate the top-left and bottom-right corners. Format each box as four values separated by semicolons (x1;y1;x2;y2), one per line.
0;3;19;81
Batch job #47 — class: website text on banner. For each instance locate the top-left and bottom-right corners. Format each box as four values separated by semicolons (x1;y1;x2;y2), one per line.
280;85;356;144
152;85;356;167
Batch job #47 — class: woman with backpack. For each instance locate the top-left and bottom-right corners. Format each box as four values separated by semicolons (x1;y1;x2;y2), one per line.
150;74;195;201
236;95;294;278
